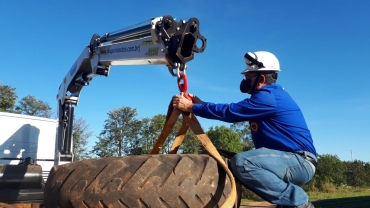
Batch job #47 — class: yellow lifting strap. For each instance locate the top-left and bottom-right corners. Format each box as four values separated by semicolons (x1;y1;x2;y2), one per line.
150;104;237;208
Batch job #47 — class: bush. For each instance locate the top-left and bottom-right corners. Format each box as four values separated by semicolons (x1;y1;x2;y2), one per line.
319;182;336;193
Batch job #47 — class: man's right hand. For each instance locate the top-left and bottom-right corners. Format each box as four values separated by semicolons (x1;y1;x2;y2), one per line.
172;95;194;112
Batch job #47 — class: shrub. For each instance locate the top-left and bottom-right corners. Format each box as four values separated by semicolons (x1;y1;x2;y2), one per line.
319;182;336;193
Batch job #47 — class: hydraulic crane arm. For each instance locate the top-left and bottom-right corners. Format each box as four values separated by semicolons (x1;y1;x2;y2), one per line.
55;15;207;164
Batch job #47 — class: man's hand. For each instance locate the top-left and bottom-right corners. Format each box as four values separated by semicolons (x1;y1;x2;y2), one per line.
172;95;194;112
188;93;204;104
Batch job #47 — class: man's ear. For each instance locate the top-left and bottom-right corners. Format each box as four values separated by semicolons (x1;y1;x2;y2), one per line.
259;74;266;84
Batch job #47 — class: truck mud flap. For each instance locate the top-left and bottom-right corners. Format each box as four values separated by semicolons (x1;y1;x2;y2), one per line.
44;154;231;208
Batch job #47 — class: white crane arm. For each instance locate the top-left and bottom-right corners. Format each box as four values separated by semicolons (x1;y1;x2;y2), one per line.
55;15;207;164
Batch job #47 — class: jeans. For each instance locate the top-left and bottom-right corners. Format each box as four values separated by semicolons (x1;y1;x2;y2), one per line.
230;148;316;207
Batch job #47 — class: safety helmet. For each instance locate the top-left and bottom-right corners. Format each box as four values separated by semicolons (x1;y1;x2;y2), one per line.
241;51;281;73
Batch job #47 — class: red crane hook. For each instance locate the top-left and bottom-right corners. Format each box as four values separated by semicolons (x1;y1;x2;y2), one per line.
177;73;192;101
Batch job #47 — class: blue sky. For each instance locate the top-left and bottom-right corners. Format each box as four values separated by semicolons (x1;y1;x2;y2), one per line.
1;1;369;162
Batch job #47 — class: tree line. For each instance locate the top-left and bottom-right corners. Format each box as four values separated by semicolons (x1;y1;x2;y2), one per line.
90;106;252;157
304;154;370;191
2;82;369;192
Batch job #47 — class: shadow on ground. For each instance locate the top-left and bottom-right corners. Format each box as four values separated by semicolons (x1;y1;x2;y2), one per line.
313;196;370;208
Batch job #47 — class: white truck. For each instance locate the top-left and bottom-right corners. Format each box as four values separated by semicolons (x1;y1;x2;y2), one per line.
0;112;57;203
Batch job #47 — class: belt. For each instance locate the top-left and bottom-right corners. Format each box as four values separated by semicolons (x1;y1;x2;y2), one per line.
295;152;317;168
305;156;317;168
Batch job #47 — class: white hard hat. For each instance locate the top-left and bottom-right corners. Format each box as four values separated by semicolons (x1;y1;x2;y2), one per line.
241;51;281;73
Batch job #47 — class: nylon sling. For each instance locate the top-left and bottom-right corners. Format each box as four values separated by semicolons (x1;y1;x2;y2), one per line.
150;104;237;208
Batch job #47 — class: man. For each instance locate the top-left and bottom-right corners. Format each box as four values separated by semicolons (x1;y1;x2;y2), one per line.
172;51;316;208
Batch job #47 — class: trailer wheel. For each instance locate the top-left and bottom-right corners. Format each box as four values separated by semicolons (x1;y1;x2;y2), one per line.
44;154;231;208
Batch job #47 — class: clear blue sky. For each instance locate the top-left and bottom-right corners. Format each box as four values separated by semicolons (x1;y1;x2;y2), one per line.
1;1;369;162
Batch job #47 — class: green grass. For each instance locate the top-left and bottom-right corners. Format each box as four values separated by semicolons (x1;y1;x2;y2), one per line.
241;187;370;206
307;187;370;201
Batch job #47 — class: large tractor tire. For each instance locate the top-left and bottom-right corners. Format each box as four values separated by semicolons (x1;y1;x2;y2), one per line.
44;154;231;208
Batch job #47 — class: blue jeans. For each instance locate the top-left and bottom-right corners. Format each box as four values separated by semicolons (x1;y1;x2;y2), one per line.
230;148;316;207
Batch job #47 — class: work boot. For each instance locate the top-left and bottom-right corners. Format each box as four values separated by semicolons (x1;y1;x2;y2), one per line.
277;201;315;208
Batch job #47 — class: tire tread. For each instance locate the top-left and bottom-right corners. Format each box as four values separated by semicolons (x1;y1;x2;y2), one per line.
44;155;231;208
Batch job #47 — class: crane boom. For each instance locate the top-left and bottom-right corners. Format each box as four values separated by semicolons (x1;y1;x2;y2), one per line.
55;15;207;165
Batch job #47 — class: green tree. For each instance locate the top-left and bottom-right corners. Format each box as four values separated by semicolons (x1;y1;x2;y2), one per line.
15;95;53;118
91;106;142;157
92;135;118;157
72;116;93;161
178;130;202;154
207;125;243;153
140;114;168;154
139;117;156;154
344;160;369;187
230;121;253;151
140;114;183;154
315;154;347;188
364;162;370;186
0;82;18;112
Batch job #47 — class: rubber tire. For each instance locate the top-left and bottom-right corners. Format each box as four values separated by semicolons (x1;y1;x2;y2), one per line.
44;154;231;208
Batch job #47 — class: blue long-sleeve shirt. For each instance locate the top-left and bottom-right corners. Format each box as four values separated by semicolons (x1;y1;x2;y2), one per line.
192;83;316;156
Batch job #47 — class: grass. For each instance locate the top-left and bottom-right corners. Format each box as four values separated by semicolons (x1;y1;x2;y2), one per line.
241;187;370;207
307;187;370;201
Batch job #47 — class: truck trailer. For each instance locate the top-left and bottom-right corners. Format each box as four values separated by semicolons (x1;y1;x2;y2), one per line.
0;112;57;204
